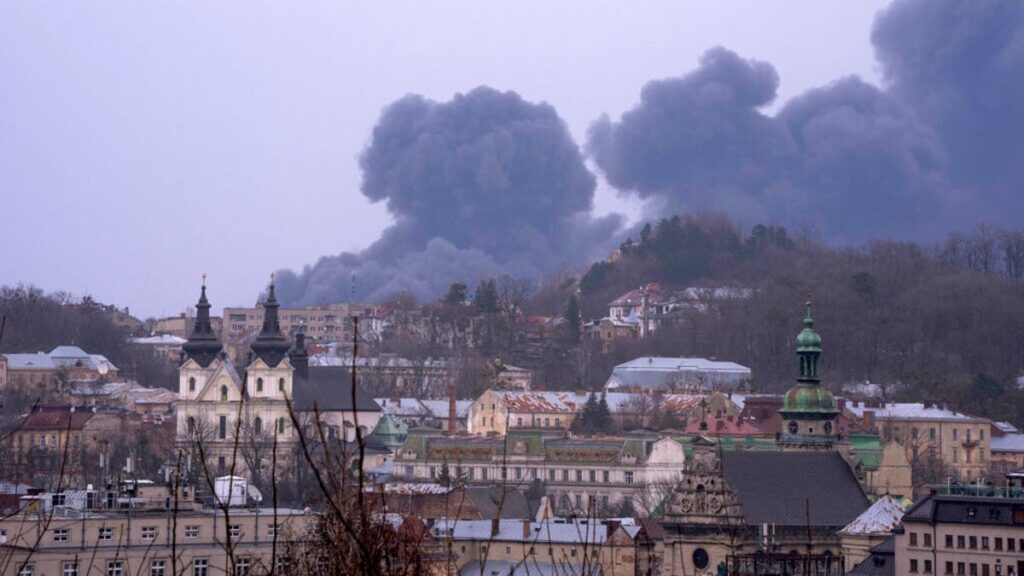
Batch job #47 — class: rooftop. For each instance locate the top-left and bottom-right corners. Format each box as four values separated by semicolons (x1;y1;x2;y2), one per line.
840;495;906;535
845;402;982;422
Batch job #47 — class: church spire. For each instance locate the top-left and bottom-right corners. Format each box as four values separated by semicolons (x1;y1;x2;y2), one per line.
182;274;223;368
250;273;291;367
796;300;822;384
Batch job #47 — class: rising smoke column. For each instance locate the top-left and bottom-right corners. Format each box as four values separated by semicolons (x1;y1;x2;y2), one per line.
276;87;621;305
590;0;1023;241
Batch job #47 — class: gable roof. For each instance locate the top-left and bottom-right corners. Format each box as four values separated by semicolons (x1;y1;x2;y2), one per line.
18;407;95;431
292;366;381;413
840;495;906;535
721;451;869;526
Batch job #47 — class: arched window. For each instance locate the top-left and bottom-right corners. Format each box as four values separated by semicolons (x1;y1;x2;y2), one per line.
188;377;196;392
187;417;195;434
254;417;262;435
278;377;285;392
256;378;264;393
278;418;286;434
220;386;228;401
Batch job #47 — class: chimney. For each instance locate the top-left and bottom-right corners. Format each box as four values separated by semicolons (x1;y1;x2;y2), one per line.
491;518;500;538
606;519;621;536
522;520;531;538
448;379;457;435
863;410;876;431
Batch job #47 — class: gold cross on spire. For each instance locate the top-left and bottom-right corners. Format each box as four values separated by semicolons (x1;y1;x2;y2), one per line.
270;271;276;284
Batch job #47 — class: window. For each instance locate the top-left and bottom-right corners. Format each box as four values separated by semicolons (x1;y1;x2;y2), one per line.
957;562;965;575
981;536;989;549
107;562;124;576
63;562;78;576
278;418;286;434
954;429;959;441
983;565;990;576
481;468;488;480
912;559;919;573
589;470;596;482
980;429;985;440
1009;538;1016;551
946;562;953;574
602;470;609;483
548;469;555;482
267;524;282;537
235;558;250;576
625;470;635;484
219;415;227;439
996;537;1003;550
18;565;33;576
913;428;919;439
958;535;965;548
576;470;583;482
930;428;936;440
924;533;932;547
185;525;199;538
429;466;436;479
220;386;228;401
925;559;932;573
256;378;263;392
217;456;226;475
192;560;208;576
229;524;241;537
189;377;196;392
970;563;977;576
969;536;977;549
562;469;569;481
98;527;113;540
571;548;577;558
187;417;195;435
254;417;262;435
279;378;285;392
555;418;561;428
150;560;166;576
141;526;157;540
505;546;512;555
515;468;522;480
911;533;918;546
953;448;960;463
53;528;70;542
52;493;66;506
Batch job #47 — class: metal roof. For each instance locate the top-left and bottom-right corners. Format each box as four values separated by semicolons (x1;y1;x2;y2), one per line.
433;518;609;545
840;495;906;535
845;402;981;422
991;433;1024;453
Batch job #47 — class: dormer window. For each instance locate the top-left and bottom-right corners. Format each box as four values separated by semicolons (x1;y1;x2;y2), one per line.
220;386;228;402
188;377;196;393
256;378;264;393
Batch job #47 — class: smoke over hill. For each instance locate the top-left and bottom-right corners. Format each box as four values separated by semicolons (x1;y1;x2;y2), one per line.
278;0;1024;306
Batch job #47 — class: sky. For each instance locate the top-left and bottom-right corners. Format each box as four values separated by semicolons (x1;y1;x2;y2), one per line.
0;1;894;318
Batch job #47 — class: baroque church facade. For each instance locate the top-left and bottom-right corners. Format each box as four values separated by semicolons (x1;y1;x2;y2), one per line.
176;278;381;480
661;304;871;576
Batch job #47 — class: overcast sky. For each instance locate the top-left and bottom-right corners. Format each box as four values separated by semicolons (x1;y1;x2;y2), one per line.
0;1;889;318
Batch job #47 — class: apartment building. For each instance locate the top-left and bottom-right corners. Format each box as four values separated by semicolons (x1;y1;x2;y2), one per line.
394;429;686;516
430;518;648;576
0;504;314;576
847;402;992;482
222;302;369;342
895;485;1024;576
0;346;119;390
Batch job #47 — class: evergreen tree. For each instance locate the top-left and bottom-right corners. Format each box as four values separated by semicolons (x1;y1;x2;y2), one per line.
574;391;601;435
443;282;469;305
473;278;499;314
596;393;612;432
563;295;581;345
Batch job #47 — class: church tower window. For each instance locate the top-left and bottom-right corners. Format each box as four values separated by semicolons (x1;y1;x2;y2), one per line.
220;386;228;402
254;417;262;435
278;378;285;392
189;377;196;393
256;378;264;393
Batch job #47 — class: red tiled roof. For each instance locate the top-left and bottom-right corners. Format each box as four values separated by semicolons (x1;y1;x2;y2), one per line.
685;417;763;436
18;409;94;431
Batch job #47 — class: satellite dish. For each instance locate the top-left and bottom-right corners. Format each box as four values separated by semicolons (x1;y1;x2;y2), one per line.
98;362;110;376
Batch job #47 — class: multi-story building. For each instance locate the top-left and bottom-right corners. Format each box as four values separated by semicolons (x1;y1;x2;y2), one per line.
222;302;370;343
431;518;648;576
0;499;314;576
0;346;119;390
129;334;187;363
846;401;992;482
394;429;686;516
603;356;751;392
176;280;381;479
839;494;906;573
895;484;1024;576
153;313;223;340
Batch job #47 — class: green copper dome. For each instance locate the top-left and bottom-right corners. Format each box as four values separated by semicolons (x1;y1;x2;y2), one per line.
782;383;838;415
795;302;822;352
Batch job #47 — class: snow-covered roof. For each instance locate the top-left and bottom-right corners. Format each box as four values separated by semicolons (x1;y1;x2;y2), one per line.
845;402;982;422
433;518;610;545
4;346;117;372
418;400;472;419
605;356;750;390
995;421;1020;434
130;335;187;345
840;495;906;535
495;391;638;414
991;434;1024;453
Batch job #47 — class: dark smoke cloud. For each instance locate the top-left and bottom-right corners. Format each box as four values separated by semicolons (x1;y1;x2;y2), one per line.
872;0;1024;204
590;0;1023;240
277;87;621;305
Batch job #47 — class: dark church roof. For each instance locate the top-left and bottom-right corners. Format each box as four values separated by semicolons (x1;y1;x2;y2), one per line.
292;366;382;413
848;537;895;576
721;451;869;527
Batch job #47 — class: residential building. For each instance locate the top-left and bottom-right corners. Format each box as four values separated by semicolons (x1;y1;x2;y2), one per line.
153;313;223;339
431;517;647;576
376;397;471;431
222;302;370;343
0;346;119;390
895;485;1024;576
129;334;187;362
846;401;992;482
0;502;314;576
312;352;450;396
603;356;751;392
990;433;1024;475
394;429;686;516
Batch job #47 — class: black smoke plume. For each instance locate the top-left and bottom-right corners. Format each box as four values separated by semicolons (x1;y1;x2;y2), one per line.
589;0;1022;241
276;87;621;305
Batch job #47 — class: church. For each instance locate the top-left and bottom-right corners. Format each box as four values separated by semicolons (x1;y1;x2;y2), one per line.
660;303;871;576
175;277;381;483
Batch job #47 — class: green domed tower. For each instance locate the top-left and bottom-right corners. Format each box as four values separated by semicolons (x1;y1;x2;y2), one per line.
779;301;839;449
